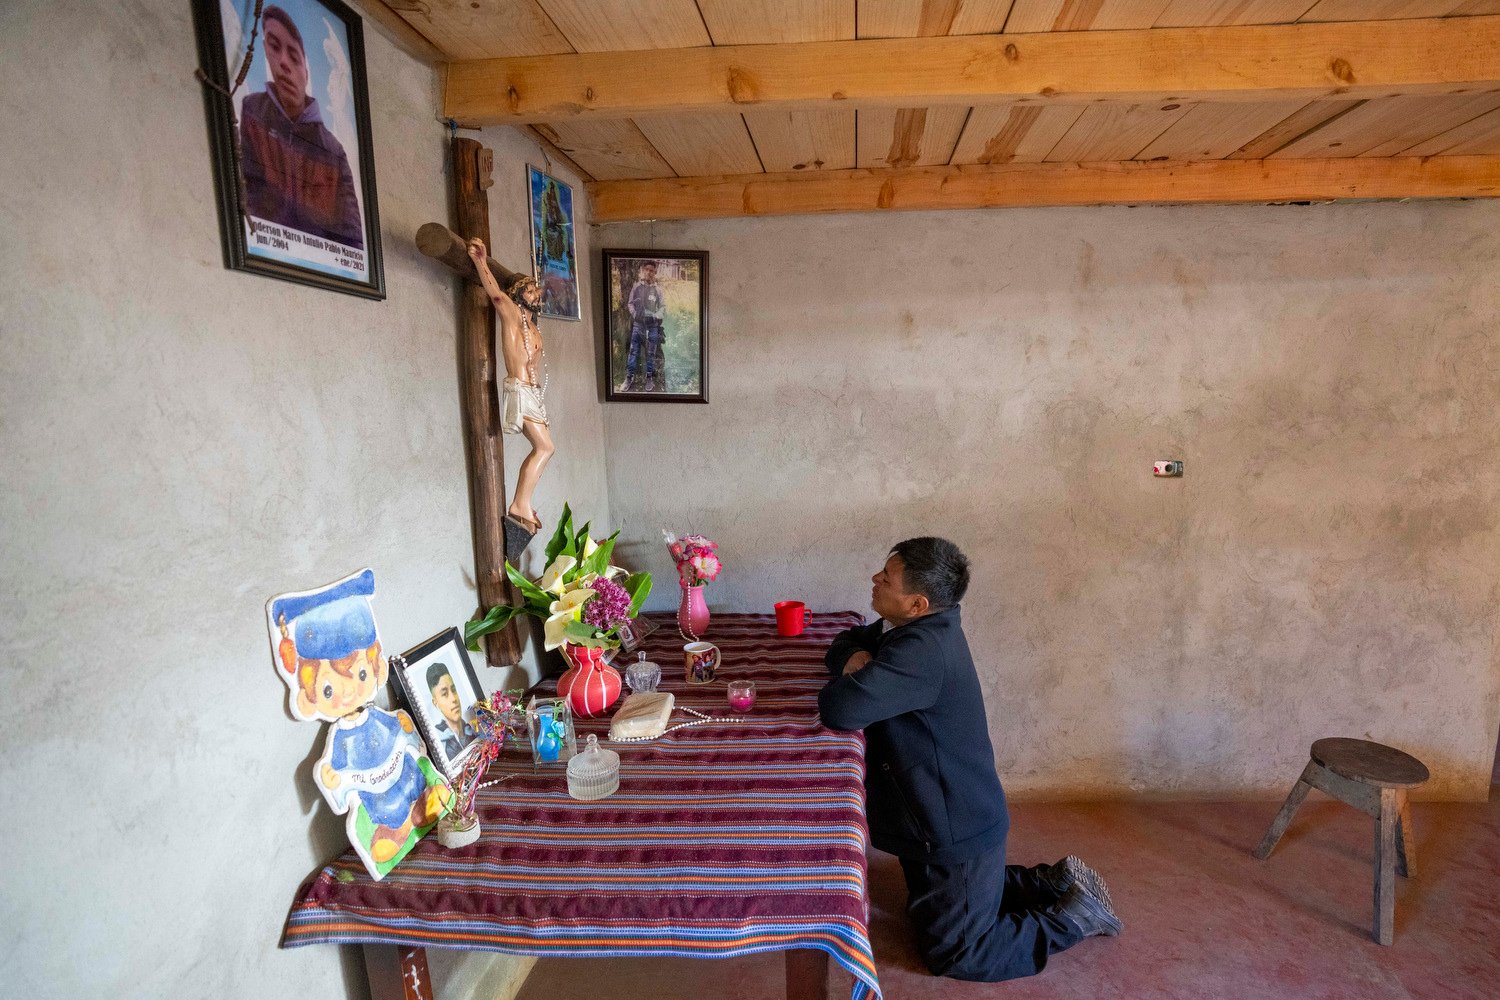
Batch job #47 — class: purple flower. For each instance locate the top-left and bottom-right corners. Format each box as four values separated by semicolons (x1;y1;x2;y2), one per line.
583;577;633;630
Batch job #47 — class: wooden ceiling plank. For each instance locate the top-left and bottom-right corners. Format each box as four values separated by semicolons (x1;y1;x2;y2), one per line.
857;1;1016;37
533;119;676;179
1227;98;1364;157
857;107;970;168
346;0;445;63
697;0;854;44
743;110;857;170
587;155;1500;221
442;16;1500;125
950;104;1088;163
534;0;711;52
1005;0;1175;32
1046;101;1193;160
1154;1;1318;28
1356;92;1500;155
1402;105;1500;154
1271;92;1500;157
635;113;765;176
388;0;571;60
1137;98;1314;158
1298;2;1472;21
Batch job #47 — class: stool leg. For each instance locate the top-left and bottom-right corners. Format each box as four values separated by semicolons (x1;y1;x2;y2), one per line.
1253;762;1316;860
1374;788;1398;945
1395;791;1415;878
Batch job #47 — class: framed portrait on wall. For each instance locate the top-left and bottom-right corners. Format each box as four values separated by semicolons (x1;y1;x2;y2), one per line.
390;628;485;781
192;0;385;299
602;249;709;403
528;166;580;321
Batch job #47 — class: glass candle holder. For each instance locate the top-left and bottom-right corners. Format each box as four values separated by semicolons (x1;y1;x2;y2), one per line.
727;680;756;713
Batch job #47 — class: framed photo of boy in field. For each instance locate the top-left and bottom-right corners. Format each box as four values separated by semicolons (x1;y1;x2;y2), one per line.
602;249;709;403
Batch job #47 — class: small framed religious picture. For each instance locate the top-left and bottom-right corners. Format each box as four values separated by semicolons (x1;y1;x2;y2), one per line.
390;628;485;780
615;615;658;655
192;0;386;299
602;249;709;403
528;166;580;321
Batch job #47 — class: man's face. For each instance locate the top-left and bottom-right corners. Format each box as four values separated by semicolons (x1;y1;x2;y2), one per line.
432;674;462;727
264;19;309;113
640;266;657;284
870;554;928;623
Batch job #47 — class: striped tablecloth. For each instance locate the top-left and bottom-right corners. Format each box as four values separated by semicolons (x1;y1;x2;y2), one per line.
284;611;881;1000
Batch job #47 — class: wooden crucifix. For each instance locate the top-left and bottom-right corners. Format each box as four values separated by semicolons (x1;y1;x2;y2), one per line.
417;136;543;667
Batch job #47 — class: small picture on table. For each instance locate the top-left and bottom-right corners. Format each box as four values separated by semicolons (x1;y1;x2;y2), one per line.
615;616;657;655
603;249;709;403
391;628;484;780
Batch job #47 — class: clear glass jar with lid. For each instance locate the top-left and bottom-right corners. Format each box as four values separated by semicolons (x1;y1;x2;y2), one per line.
567;734;620;800
624;651;661;693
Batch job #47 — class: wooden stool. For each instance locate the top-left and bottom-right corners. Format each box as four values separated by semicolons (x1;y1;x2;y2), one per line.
1253;738;1429;945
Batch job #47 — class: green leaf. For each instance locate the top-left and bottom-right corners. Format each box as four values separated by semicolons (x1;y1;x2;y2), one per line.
623;572;653;618
503;560;550;606
562;620;616;649
543;503;573;565
465;604;522;649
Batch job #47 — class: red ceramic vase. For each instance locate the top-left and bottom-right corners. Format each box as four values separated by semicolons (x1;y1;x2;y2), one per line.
557;643;622;718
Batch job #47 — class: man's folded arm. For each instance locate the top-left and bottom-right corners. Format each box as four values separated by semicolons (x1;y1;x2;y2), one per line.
818;631;940;731
824;620;883;676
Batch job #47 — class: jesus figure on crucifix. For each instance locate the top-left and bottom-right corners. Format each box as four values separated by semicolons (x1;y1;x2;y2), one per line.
467;238;553;548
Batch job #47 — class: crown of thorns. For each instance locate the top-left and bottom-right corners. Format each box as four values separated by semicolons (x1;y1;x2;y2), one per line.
503;274;542;313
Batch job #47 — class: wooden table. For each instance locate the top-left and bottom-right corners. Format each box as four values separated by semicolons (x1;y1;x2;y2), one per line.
284;612;882;1000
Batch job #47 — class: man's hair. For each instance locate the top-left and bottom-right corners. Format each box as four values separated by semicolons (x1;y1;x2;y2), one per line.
426;662;452;692
262;6;305;52
890;537;970;609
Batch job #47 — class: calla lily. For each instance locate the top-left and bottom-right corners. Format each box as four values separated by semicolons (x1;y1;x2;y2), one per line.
543;611;573;651
570;572;599;591
549;589;594;616
538;555;577;594
605;565;627;580
582;536;599;559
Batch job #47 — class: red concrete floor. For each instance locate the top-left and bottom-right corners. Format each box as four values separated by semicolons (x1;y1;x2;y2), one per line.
516;791;1500;1000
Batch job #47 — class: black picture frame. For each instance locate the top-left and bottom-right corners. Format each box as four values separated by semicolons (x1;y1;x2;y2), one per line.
389;627;485;781
192;0;386;299
602;249;709;403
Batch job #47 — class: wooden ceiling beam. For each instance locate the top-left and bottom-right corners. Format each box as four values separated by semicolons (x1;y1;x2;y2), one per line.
585;155;1500;221
443;15;1500;125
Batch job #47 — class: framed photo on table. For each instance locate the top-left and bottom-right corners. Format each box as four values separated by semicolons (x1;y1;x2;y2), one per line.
192;0;385;298
528;166;580;320
390;628;485;780
603;249;709;403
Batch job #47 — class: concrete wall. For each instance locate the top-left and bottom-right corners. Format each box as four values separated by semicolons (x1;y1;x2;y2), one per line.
0;1;600;996
600;204;1500;801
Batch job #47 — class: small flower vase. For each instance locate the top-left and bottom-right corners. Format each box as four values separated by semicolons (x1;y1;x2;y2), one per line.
556;643;622;718
437;812;481;849
679;584;710;640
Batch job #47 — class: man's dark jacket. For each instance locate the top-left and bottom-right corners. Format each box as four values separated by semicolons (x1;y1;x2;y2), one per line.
818;606;1008;862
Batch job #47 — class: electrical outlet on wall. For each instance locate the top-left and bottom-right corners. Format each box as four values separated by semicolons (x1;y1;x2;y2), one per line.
1153;460;1183;477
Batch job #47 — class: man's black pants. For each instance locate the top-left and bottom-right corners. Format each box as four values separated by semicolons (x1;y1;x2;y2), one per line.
899;846;1085;981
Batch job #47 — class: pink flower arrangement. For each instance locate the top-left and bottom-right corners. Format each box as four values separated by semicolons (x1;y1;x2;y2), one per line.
664;531;723;588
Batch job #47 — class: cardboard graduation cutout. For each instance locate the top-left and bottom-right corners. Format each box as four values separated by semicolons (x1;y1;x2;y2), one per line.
268;568;451;880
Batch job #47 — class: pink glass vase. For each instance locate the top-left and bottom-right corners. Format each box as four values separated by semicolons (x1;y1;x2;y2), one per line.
556;643;622;718
678;584;710;640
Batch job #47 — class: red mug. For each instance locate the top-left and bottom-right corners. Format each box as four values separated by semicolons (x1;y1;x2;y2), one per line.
774;601;811;637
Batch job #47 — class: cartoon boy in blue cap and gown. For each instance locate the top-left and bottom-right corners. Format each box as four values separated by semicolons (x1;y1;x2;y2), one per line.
270;568;451;879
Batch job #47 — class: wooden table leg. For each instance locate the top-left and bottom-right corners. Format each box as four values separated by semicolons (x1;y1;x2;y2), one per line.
366;944;436;1000
1395;790;1415;878
1374;788;1398;946
1253;761;1315;859
785;948;829;1000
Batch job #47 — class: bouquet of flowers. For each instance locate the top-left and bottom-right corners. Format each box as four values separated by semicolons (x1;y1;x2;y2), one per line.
443;691;525;833
466;503;652;652
664;531;723;588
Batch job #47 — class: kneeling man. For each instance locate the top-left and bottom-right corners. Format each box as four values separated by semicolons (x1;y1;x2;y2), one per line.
818;537;1120;981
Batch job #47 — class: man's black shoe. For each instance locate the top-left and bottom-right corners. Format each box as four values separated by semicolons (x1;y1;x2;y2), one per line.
1042;855;1116;916
1052;884;1123;938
